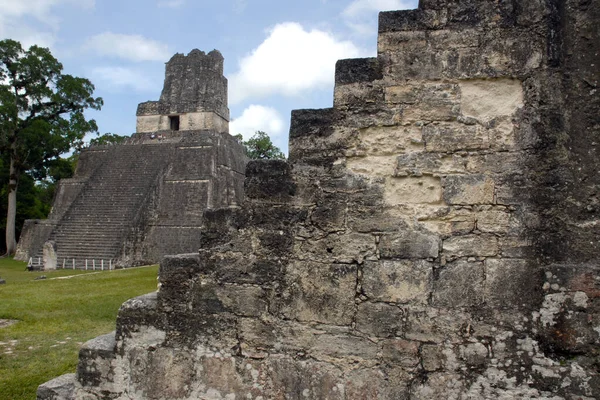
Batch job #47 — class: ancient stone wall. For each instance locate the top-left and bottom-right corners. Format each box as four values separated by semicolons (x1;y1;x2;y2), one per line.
38;0;600;398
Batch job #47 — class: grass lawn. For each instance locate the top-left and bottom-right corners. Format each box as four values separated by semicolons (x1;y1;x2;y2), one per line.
0;257;159;400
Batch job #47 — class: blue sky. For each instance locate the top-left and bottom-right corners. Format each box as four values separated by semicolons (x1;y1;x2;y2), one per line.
0;0;418;153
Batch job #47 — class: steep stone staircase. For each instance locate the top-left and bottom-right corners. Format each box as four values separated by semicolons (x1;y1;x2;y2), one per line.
33;144;170;268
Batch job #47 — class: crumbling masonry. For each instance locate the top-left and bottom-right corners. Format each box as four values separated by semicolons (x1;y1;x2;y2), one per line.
38;0;600;398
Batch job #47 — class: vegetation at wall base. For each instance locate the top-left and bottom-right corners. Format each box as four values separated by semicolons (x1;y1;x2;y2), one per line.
0;257;159;400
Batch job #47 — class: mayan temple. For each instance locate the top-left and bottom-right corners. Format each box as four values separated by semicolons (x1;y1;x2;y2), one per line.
38;0;599;398
15;49;247;268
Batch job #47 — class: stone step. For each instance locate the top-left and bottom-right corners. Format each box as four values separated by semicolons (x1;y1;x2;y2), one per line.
77;332;117;390
36;373;76;400
28;143;170;265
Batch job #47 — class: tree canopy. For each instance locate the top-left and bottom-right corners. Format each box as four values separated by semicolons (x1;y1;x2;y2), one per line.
89;132;127;147
236;131;285;160
0;39;103;255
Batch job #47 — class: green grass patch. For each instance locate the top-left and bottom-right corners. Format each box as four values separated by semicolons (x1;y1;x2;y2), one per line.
0;257;159;400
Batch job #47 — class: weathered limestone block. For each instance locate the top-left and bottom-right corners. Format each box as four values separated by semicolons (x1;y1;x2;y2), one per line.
239;317;381;365
459;78;523;123
443;233;499;258
476;206;513;233
402;82;461;122
76;333;117;397
296;232;377;264
385;175;444;205
379;230;440;259
273;261;357;325
36;373;76;400
309;332;381;363
346;154;399;177
421;344;444;371
116;292;165;348
395;152;442;176
385;84;420;104
416;206;476;235
192;283;268;317
335;57;383;84
410;372;465;399
499;235;532;258
334;82;384;109
378;8;447;33
244;159;296;202
155;255;200;315
432;259;485;307
288;108;340;165
347;206;406;233
442;174;495;205
423;123;489;152
465;151;524;174
362;260;433;304
404;306;471;342
124;346;197;399
484;258;541;308
309;195;347;232
381;338;420;368
355;302;405;338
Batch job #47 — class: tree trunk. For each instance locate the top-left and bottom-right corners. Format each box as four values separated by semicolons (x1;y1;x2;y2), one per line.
5;155;18;255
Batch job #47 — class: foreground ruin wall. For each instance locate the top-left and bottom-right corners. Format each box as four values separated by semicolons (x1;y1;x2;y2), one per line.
38;0;600;398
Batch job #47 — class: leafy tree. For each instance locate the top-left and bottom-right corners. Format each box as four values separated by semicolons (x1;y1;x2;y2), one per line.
89;132;127;147
237;131;285;160
0;39;103;255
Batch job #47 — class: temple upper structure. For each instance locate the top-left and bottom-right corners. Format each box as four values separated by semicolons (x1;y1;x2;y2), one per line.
135;49;229;134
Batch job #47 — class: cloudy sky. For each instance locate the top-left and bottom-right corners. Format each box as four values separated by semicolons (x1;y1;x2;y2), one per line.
0;0;418;153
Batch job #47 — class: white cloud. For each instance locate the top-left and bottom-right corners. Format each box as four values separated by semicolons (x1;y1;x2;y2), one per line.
230;105;285;140
0;0;94;20
0;24;56;49
84;32;170;62
0;0;94;49
157;0;185;8
228;22;363;104
90;66;156;93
